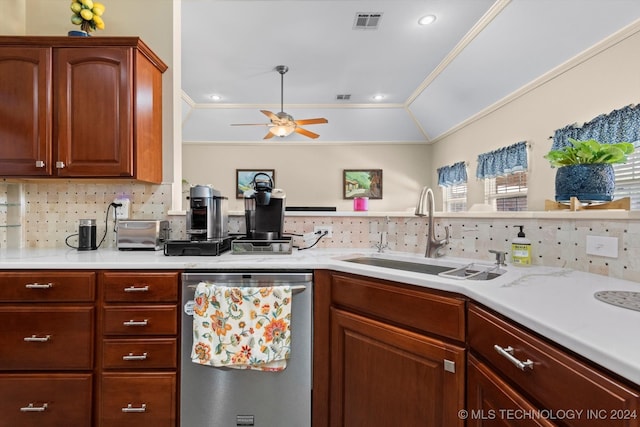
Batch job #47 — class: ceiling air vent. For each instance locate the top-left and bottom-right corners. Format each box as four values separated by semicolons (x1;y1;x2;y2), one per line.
353;13;382;30
336;94;351;101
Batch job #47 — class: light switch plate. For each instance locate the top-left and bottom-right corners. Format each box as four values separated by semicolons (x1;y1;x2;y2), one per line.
586;235;618;258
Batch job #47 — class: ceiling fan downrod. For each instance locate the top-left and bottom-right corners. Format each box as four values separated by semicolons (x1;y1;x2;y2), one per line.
276;65;288;113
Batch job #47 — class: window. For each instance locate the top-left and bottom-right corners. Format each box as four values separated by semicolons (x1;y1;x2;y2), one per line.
614;142;640;210
443;183;467;212
485;171;528;211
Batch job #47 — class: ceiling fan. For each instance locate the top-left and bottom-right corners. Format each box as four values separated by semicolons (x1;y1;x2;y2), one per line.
231;65;328;139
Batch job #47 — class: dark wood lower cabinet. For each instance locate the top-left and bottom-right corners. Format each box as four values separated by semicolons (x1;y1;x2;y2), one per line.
0;374;92;427
467;354;557;427
330;308;465;427
99;373;176;427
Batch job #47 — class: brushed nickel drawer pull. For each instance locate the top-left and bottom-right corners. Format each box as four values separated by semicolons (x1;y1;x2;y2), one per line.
25;282;54;289
20;403;48;412
24;334;52;342
123;319;149;327
55;161;65;169
494;345;534;371
124;285;150;292
122;352;148;361
35;160;45;168
122;403;147;413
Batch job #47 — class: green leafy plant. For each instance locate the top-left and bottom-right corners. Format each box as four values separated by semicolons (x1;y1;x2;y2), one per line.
545;138;635;167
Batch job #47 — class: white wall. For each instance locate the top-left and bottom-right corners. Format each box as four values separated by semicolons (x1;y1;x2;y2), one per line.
429;26;640;211
183;142;432;212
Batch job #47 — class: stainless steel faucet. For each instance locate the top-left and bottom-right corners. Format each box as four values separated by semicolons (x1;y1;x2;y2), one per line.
415;187;450;258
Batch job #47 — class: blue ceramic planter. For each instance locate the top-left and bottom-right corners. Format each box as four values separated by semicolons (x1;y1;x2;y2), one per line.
555;164;615;203
68;30;89;37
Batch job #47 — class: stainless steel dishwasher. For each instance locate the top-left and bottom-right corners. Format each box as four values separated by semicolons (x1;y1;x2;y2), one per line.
181;270;313;427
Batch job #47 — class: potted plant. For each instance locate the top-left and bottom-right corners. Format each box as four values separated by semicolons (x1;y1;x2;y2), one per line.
545;138;635;203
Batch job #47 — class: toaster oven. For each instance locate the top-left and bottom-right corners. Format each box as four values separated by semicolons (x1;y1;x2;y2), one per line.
117;220;170;250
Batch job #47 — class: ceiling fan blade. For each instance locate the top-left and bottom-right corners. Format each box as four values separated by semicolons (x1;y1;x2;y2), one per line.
263;131;275;139
230;123;270;126
261;110;279;121
295;127;320;139
295;118;328;125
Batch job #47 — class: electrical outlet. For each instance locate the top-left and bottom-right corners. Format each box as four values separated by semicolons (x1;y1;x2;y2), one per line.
314;225;333;238
586;235;618;258
113;198;131;220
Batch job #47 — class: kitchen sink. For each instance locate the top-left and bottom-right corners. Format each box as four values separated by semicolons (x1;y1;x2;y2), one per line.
342;256;504;281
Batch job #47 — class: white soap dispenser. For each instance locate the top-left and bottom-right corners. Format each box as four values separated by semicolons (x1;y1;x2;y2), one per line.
511;225;531;266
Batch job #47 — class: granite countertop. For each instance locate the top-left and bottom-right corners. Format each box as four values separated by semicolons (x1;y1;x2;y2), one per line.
1;247;639;387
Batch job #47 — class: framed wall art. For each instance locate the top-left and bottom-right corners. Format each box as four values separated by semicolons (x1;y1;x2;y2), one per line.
343;169;383;199
236;169;275;198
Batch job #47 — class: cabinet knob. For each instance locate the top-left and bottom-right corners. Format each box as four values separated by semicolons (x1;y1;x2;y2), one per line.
20;403;48;412
122;403;147;413
55;161;66;169
35;160;45;168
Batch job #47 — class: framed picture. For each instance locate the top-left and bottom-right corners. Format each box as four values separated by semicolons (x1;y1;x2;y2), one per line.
236;169;275;198
343;169;383;199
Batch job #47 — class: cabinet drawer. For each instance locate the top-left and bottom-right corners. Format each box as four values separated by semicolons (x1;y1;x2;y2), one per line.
102;271;178;303
102;338;177;369
99;372;176;427
331;273;465;341
0;271;95;302
103;305;178;336
468;304;640;426
0;306;94;370
0;373;92;427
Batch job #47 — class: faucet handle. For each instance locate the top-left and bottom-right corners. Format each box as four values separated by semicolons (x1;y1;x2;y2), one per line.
489;249;507;266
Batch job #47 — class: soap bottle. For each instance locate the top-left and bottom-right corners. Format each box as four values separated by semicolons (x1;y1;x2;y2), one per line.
511;225;531;266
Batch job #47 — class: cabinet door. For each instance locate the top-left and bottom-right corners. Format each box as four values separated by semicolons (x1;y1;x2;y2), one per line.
330;308;465;427
0;47;52;176
54;47;132;178
467;354;557;427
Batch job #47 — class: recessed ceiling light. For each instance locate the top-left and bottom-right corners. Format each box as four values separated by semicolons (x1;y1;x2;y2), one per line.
373;94;384;101
210;94;222;101
418;15;436;26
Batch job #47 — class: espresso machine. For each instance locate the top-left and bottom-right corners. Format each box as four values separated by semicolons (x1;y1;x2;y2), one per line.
232;173;292;254
186;185;228;241
164;185;232;256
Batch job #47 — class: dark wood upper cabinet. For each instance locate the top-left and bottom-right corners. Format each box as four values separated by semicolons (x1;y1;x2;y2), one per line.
0;36;167;183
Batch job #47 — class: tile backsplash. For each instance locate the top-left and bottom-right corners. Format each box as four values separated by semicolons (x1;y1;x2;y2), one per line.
3;181;640;283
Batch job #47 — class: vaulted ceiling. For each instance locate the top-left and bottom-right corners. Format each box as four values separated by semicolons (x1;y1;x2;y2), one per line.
181;0;640;144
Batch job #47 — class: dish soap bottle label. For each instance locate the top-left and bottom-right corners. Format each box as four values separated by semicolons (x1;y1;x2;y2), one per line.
511;225;532;266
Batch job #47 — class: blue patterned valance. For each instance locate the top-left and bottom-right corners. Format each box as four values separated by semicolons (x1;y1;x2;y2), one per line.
476;141;528;179
552;104;640;150
437;161;467;187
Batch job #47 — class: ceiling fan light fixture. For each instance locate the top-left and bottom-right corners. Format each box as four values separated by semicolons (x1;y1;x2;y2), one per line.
269;124;296;137
418;14;436;26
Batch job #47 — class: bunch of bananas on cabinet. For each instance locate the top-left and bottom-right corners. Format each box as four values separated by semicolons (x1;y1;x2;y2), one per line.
70;0;106;33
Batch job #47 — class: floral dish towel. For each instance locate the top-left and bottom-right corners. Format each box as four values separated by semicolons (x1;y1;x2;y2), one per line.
191;282;292;372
